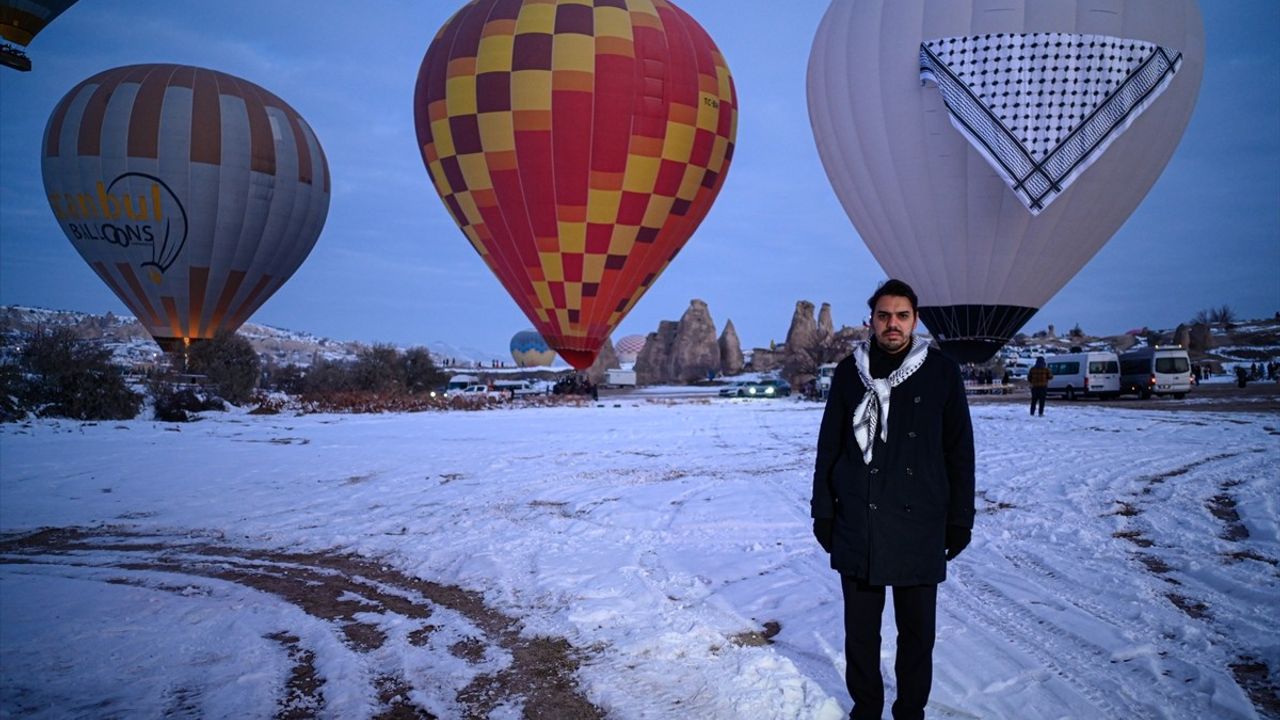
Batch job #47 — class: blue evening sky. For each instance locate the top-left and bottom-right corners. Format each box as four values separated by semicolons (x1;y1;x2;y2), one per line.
1;1;1276;357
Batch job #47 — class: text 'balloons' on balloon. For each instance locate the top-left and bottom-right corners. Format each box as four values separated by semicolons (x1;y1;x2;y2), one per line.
41;64;331;352
807;0;1203;362
510;328;556;367
414;0;738;370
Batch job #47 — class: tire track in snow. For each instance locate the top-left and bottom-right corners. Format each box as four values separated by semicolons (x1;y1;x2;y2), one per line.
946;563;1155;720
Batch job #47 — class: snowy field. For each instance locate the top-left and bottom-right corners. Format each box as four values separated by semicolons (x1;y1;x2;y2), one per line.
1;397;1277;719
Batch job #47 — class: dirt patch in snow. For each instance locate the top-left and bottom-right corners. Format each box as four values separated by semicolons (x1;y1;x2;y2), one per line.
0;527;604;720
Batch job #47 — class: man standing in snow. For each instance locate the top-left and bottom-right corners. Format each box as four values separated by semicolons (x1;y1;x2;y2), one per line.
811;278;976;720
1027;357;1052;416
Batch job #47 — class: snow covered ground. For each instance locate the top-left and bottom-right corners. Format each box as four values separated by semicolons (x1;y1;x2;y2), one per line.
1;398;1277;719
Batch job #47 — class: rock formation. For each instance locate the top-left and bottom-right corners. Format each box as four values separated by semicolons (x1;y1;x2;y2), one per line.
634;321;678;385
749;347;782;373
1172;324;1192;350
1189;322;1214;351
669;299;720;382
719;319;743;375
818;303;834;340
785;301;819;354
585;337;619;385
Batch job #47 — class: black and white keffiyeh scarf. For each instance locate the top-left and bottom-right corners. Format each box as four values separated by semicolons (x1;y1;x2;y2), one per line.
919;32;1182;214
851;338;930;465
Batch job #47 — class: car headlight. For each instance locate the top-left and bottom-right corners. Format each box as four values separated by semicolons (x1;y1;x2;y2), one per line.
748;387;756;395
766;387;775;394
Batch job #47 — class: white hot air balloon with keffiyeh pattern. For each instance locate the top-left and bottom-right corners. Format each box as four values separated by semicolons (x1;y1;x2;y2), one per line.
807;0;1203;362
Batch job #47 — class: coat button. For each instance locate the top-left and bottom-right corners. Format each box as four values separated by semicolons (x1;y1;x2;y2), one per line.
869;503;878;510
914;396;921;403
870;468;879;474
908;431;917;438
904;504;912;512
906;468;913;475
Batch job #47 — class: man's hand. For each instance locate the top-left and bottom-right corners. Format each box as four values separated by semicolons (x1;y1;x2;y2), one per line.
945;525;971;561
813;519;834;554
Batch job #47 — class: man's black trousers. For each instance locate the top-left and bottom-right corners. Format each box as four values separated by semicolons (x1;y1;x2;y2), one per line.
841;576;938;720
1030;387;1047;416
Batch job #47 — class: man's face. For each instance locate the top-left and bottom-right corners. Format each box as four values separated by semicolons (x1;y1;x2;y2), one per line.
872;295;917;354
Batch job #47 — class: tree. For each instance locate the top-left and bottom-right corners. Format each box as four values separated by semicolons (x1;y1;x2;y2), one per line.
187;331;261;404
352;343;403;393
1068;324;1085;340
303;358;356;395
12;327;142;420
401;346;444;394
1210;305;1237;326
783;328;858;388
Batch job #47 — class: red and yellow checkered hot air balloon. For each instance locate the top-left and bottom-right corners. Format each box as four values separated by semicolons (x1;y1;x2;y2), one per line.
414;0;737;370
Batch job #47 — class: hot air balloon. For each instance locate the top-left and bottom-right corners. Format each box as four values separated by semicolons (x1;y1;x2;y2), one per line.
510;328;556;367
0;0;77;71
808;0;1203;362
42;64;330;353
414;0;737;370
614;333;646;364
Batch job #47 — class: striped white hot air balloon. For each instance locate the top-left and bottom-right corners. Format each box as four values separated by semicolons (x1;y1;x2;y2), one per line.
42;63;330;352
807;0;1203;362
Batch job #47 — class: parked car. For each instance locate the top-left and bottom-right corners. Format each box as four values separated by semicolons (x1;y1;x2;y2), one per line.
741;378;792;398
719;381;751;398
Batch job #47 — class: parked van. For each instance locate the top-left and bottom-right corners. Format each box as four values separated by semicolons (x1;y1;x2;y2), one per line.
1045;351;1121;400
1119;346;1193;399
604;369;637;387
818;362;838;399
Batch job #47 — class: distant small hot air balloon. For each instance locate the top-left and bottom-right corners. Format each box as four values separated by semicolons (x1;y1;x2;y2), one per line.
42;64;330;352
510;329;556;367
614;333;646;364
0;0;77;70
414;0;737;370
808;0;1203;362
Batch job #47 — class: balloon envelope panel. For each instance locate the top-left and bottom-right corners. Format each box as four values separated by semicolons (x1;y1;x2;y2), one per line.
807;0;1203;361
42;64;330;351
415;0;737;370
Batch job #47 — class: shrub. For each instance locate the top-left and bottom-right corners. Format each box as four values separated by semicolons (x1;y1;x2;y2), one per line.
262;362;307;394
186;331;261;404
11;327;142;420
353;343;403;393
401;346;445;394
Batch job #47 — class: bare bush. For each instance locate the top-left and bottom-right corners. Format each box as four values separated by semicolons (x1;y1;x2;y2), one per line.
8;328;142;421
186;331;261;404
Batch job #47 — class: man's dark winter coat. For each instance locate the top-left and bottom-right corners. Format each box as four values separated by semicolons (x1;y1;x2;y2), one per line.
811;349;975;585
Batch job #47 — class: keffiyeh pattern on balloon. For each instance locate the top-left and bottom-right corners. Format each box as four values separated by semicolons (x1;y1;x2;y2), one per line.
919;33;1182;214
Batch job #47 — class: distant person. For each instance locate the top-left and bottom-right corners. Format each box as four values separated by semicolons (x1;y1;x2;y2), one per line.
1027;357;1052;416
1236;366;1249;388
811;278;975;720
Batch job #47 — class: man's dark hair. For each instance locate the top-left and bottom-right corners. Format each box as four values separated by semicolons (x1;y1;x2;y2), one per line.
867;278;919;313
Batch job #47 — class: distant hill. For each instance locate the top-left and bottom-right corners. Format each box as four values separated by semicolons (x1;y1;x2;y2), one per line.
2;305;1274;374
0;306;506;369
